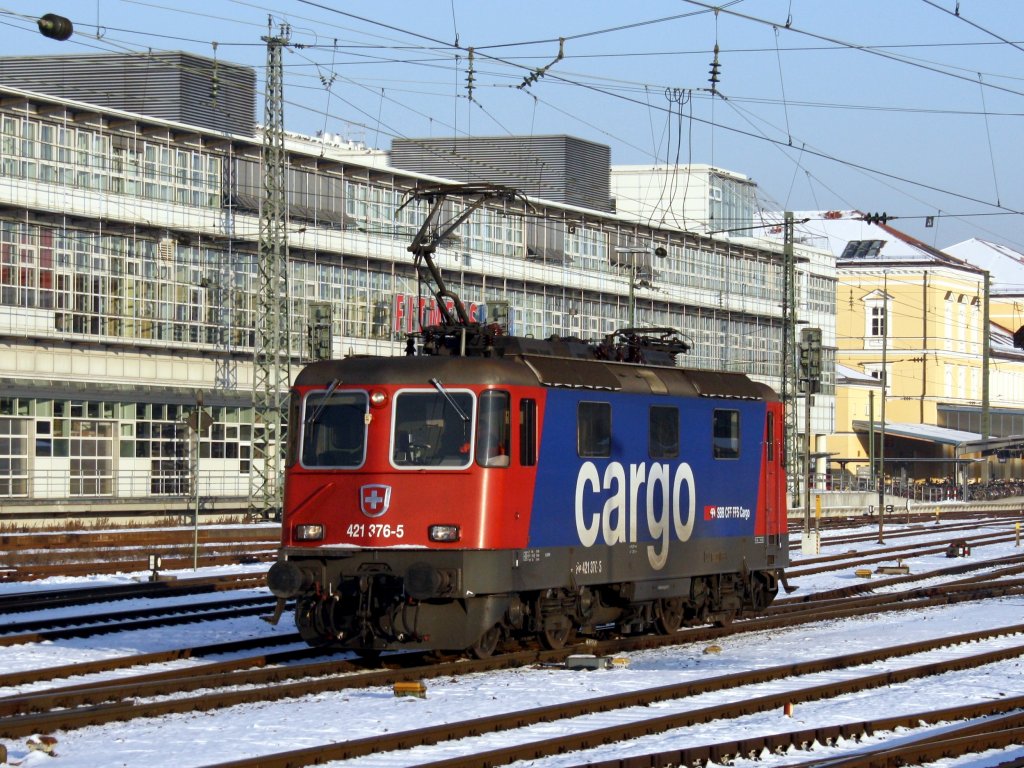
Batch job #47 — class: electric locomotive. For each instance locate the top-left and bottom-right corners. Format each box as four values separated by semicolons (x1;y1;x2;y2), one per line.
267;183;789;657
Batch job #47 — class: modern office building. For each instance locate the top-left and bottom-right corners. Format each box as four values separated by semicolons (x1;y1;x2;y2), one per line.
0;53;833;521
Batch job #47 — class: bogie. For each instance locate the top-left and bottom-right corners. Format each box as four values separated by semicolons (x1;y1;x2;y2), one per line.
286;564;779;653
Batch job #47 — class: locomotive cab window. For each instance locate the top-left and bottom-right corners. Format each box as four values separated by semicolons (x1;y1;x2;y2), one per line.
476;390;510;467
578;401;611;458
301;389;368;468
712;409;740;459
392;389;474;468
649;405;679;459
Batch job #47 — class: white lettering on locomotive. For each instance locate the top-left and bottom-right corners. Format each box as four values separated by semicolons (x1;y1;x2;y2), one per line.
574;461;696;570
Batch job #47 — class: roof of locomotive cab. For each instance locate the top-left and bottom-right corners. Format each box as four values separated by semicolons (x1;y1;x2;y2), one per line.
294;351;774;401
293;354;539;388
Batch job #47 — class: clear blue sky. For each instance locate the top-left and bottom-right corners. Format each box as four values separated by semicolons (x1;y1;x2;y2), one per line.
2;0;1022;251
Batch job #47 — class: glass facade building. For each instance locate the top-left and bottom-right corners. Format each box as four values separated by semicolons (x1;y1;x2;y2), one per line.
0;83;835;517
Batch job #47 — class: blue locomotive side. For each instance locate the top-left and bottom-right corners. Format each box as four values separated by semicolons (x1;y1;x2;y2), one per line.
526;389;768;555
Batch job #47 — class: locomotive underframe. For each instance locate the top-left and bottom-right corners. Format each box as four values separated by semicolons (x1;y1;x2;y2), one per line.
271;538;785;652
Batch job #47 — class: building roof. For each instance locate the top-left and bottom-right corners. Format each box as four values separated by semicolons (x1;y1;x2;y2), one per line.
851;420;980;446
945;238;1024;295
758;210;984;273
0;52;256;137
835;363;882;386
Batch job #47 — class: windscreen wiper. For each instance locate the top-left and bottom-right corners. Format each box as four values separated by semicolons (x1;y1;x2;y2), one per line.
306;378;341;425
430;377;469;422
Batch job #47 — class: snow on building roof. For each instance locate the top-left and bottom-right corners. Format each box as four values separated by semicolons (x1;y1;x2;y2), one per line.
758;210;982;273
835;363;881;385
945;238;1024;295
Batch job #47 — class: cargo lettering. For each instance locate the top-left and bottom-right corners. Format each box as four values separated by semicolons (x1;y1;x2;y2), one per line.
574;461;696;571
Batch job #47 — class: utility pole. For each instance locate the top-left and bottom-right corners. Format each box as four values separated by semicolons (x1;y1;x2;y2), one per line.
249;20;291;521
981;271;991;482
877;273;888;544
187;392;212;569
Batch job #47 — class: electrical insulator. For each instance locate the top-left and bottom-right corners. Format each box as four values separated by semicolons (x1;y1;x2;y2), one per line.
37;13;73;41
708;44;721;93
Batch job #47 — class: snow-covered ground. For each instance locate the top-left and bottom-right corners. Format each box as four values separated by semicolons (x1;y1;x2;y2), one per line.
3;522;1024;768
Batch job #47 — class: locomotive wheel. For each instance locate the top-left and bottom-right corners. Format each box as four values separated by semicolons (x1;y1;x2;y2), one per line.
713;612;735;628
539;624;575;650
469;625;501;659
654;596;685;635
535;589;576;650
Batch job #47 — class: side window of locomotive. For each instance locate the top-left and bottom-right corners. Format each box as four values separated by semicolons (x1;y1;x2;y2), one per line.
476;390;511;467
712;408;740;459
286;389;301;467
649;405;679;459
392;390;474;468
519;398;537;466
578;401;611;458
301;390;368;468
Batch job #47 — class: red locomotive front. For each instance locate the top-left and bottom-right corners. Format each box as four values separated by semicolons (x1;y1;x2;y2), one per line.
282;360;543;554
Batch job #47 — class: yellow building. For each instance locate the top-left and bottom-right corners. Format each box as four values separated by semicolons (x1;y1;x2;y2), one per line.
792;213;1024;495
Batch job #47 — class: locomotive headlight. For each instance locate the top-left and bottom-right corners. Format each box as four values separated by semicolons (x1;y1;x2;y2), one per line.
295;523;325;541
369;390;388;408
428;524;460;542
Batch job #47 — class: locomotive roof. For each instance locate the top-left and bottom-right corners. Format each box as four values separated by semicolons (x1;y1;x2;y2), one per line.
294;353;775;402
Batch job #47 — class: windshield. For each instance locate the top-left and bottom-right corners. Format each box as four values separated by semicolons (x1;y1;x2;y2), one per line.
300;389;368;468
392;390;474;468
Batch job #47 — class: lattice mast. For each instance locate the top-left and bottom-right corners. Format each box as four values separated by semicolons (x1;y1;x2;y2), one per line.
781;212;800;501
249;21;291;520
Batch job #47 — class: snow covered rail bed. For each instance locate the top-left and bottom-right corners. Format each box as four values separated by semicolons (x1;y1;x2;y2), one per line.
0;632;304;689
0;594;279;646
0;571;267;615
194;625;1024;768
0;526;278;581
559;697;1024;768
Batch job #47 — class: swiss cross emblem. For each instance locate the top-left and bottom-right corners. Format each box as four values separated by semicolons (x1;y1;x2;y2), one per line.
360;484;392;518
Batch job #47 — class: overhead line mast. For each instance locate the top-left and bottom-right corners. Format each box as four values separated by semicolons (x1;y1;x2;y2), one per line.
781;212;800;504
249;20;291;521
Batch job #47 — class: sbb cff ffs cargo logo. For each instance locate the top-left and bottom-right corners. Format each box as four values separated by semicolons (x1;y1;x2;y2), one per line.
704;505;751;521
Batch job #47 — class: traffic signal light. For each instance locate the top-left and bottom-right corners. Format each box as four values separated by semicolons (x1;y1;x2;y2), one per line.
799;327;823;394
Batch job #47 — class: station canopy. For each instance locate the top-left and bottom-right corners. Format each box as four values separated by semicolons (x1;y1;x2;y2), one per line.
852;420;1024;457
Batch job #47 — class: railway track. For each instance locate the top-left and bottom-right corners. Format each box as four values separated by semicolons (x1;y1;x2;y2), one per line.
0;633;306;689
0;526;278;581
793;512;1022;548
191;622;1024;768
0;594;279;647
0;573;1020;742
3;518;1023;766
0;572;266;614
549;698;1024;768
786;527;1024;579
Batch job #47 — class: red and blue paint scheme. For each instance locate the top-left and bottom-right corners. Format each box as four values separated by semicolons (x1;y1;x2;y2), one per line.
270;336;788;656
268;183;786;656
